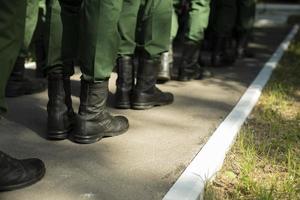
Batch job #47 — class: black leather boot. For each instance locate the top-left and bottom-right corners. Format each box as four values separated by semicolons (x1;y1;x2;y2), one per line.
236;34;254;58
211;37;236;67
211;36;225;67
5;57;46;97
115;56;134;109
157;51;172;83
0;151;45;191
47;73;75;140
72;80;129;144
131;57;174;110
178;40;202;82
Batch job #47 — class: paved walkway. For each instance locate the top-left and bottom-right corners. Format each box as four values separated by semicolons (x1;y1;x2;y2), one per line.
0;19;291;200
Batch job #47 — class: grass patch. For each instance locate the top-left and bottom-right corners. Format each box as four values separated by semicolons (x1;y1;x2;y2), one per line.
204;32;300;199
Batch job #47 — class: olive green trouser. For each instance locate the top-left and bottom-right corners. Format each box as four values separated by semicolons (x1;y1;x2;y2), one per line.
118;0;173;58
171;1;179;40
45;0;123;81
172;0;211;42
0;0;27;114
44;0;74;75
211;0;256;37
19;0;44;58
235;0;256;37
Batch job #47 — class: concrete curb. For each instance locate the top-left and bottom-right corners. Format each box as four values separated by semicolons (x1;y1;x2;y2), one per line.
257;3;300;11
163;25;299;200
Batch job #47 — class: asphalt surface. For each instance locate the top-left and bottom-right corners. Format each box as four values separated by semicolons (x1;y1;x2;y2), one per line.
0;22;290;200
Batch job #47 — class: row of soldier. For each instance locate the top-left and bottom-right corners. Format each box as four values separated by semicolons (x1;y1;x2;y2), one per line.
0;0;256;192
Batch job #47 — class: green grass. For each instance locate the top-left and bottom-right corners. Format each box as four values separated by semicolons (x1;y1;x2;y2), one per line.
204;33;300;200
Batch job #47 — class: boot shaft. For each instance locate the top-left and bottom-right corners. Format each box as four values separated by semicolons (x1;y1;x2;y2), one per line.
135;57;160;92
181;40;200;63
48;73;66;105
116;56;134;91
63;76;74;114
10;57;25;81
79;80;108;118
47;73;74;139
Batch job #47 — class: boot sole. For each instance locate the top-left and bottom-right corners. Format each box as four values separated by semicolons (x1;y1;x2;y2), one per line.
0;164;45;191
131;102;171;110
71;134;103;144
115;103;131;109
71;127;129;144
47;128;72;140
157;76;170;84
178;78;191;82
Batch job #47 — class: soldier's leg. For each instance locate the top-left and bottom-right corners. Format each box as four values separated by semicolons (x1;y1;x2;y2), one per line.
130;0;174;110
44;0;76;140
142;0;172;57
211;0;237;67
68;0;129;144
0;1;45;191
156;0;180;83
34;1;47;78
185;0;210;42
115;0;142;109
178;0;211;81
235;0;256;57
5;0;46;98
171;0;181;40
0;1;26;113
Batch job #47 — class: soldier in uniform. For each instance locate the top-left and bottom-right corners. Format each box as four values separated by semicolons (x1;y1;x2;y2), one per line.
5;0;46;98
115;0;174;110
173;0;211;81
234;0;256;58
44;0;129;144
210;0;256;67
0;0;46;191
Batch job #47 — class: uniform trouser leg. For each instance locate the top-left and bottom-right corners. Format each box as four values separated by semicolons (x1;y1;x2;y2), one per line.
212;0;237;38
119;0;172;58
0;1;26;114
185;0;210;42
78;0;123;81
19;0;40;58
142;0;172;57
171;0;180;40
118;0;142;56
236;0;256;37
45;0;63;72
44;0;77;76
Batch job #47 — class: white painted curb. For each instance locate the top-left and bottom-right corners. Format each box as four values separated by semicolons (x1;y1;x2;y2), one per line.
257;3;300;11
163;25;299;200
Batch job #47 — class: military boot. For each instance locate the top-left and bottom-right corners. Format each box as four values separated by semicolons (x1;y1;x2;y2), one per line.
47;73;75;140
115;56;134;109
178;40;202;81
157;51;172;83
0;151;45;191
5;57;46;97
72;80;129;144
236;34;254;58
211;37;236;67
223;37;237;65
211;36;225;67
131;57;174;110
